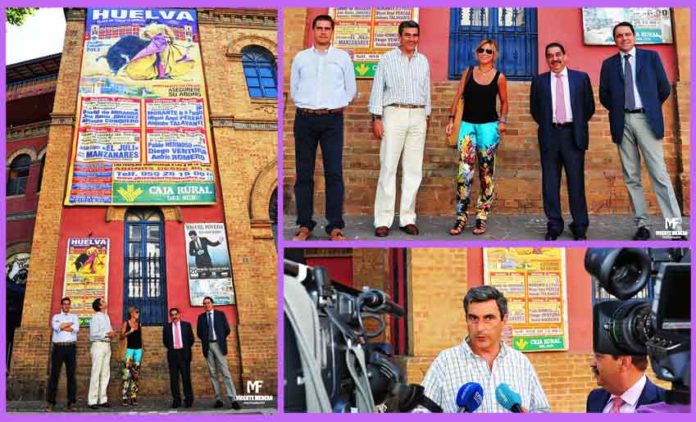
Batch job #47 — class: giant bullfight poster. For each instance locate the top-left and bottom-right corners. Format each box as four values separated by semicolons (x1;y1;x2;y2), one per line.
65;8;215;205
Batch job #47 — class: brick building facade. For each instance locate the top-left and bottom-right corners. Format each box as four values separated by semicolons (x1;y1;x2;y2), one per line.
282;8;690;221
297;247;670;413
7;8;278;405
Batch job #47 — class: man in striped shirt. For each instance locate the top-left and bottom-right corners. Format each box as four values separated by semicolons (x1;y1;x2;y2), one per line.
420;286;550;413
369;20;431;238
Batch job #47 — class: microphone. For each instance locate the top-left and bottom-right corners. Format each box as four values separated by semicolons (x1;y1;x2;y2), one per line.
455;382;483;413
495;383;523;413
393;384;443;413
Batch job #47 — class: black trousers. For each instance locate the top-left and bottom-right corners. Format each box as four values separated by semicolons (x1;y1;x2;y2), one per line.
293;111;345;233
540;126;589;236
168;350;193;404
46;344;77;405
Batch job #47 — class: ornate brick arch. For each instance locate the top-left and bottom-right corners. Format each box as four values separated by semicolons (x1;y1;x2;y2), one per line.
6;148;38;165
248;159;277;224
227;35;278;60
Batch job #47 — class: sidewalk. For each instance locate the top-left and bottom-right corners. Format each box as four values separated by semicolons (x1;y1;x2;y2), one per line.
7;398;276;414
283;214;690;241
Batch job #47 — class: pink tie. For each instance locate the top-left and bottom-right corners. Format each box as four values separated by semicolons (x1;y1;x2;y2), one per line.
609;396;625;413
555;73;566;123
174;322;182;349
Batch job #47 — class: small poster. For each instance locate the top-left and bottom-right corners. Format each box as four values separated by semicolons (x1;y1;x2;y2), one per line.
185;223;235;305
63;238;110;326
583;8;673;45
483;248;569;352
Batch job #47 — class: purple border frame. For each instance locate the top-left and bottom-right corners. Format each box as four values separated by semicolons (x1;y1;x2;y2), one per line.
2;0;695;420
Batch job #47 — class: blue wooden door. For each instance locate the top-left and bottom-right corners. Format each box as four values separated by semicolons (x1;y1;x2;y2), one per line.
449;8;538;81
124;208;167;325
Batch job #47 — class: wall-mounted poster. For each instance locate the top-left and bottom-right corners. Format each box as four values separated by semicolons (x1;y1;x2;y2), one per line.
6;253;30;286
65;8;216;206
329;8;419;78
483;248;569;352
63;238;109;326
185;223;235;305
583;8;673;45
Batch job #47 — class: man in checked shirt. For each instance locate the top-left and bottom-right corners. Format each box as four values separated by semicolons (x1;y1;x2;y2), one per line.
369;20;431;238
420;286;550;412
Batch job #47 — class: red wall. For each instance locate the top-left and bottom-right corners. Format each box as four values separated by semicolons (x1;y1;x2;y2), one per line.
303;8;680;85
49;179;238;329
6;137;47;216
467;248;593;353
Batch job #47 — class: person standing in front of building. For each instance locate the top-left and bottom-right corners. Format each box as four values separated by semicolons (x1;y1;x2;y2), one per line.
530;42;595;241
445;39;509;236
370;20;431;237
88;297;116;410
119;305;142;406
196;296;241;410
599;21;682;240
163;307;195;408
420;286;550;412
290;14;356;241
46;297;79;412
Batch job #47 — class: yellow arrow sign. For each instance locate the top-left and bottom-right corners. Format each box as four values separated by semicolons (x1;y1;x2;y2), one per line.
355;63;370;76
514;338;528;350
117;184;144;202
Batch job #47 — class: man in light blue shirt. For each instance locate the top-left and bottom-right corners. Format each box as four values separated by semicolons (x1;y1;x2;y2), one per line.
88;297;116;409
290;14;356;241
46;297;79;411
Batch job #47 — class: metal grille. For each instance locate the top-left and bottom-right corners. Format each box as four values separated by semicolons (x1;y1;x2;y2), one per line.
449;8;537;81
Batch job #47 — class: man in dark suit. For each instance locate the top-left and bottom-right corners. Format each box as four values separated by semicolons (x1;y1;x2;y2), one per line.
196;296;240;410
188;230;221;269
587;353;666;413
599;21;682;240
531;42;595;240
163;307;194;408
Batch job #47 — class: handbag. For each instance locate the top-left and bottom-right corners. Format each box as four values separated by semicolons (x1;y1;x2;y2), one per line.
447;66;473;149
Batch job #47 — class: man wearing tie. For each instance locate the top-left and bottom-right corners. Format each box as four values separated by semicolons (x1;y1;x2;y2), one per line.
196;296;240;409
530;42;595;241
163;307;194;408
587;353;665;412
599;21;682;240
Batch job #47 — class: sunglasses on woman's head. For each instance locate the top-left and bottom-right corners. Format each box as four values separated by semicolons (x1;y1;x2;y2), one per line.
477;48;494;54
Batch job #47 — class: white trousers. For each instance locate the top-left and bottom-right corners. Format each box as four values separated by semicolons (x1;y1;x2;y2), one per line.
373;106;427;228
88;341;111;405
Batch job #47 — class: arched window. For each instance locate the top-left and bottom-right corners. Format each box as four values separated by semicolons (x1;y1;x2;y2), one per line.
242;46;277;99
7;154;32;196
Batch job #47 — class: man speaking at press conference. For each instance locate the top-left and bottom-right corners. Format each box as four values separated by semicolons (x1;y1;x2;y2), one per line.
420;286;550;412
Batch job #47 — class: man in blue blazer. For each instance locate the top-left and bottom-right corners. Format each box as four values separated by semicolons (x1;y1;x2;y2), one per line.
531;43;595;240
599;21;682;240
587;353;666;412
197;296;240;410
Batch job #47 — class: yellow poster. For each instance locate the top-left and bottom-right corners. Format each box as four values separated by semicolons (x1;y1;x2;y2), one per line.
63;238;109;326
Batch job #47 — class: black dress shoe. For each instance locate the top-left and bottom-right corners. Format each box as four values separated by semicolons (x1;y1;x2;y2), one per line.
171;401;181;409
632;226;651;240
231;400;241;410
184;401;193;408
374;226;390;237
573;235;587;241
100;402;111;408
214;400;224;409
399;224;420;235
88;404;99;410
544;232;558;241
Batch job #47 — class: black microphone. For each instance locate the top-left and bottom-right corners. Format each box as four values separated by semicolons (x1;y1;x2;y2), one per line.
360;289;405;317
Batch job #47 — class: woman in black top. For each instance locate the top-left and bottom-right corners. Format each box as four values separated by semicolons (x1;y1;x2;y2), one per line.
120;306;142;406
445;39;509;235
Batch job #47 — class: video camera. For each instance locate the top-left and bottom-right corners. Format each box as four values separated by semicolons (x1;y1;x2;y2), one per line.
284;259;441;413
585;248;690;404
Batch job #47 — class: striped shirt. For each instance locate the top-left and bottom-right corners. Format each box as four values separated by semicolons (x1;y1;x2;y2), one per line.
420;339;551;413
290;45;357;110
368;47;431;116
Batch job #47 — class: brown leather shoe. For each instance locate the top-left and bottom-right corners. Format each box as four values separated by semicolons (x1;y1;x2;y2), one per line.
292;227;312;241
329;228;346;241
399;224;420;235
375;226;390;237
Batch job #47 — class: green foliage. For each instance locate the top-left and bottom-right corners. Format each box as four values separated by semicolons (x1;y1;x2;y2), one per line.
7;8;37;26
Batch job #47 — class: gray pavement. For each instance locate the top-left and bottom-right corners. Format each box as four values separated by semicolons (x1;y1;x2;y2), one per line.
7;398;276;414
284;214;690;241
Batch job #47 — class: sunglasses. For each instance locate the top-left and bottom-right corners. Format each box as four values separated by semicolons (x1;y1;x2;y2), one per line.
477;48;494;55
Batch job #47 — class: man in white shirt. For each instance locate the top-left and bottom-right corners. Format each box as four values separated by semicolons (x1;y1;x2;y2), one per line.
46;297;79;412
88;297;116;409
369;20;431;237
290;14;356;241
421;286;550;412
587;354;666;412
